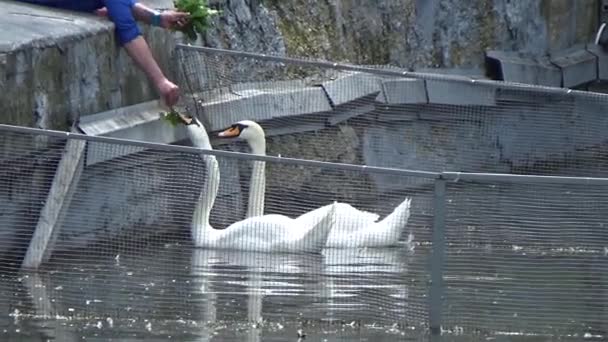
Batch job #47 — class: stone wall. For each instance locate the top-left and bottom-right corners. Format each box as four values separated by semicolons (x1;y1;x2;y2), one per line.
0;132;64;261
203;0;599;73
0;0;601;131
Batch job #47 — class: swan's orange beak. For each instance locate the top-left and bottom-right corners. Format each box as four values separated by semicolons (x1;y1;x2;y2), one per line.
218;126;240;138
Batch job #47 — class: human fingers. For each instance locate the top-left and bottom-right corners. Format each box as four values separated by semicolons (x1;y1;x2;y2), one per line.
165;87;180;107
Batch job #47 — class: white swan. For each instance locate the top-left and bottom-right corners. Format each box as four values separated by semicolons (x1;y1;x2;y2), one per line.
217;120;414;248
176;114;336;253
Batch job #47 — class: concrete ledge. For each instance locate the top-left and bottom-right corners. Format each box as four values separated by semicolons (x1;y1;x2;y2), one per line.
78;100;187;166
0;1;111;51
0;0;177;130
189;71;498;133
415;67;489;80
321;72;383;106
550;47;597;88
376;78;428;104
586;43;608;80
199;86;333;131
426;79;496;106
486;50;562;87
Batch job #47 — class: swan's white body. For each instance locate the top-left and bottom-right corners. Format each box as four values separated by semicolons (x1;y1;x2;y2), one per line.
219;120;414;248
297;198;412;248
183;117;335;253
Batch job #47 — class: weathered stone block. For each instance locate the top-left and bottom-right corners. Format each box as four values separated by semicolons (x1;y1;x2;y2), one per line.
377;78;428;104
426;79;496;106
78;101;188;166
551;47;597;88
200;86;332;131
321;72;383;106
586;43;608;81
486;50;562;87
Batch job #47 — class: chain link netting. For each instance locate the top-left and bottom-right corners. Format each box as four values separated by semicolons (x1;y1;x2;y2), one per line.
0;127;431;339
2;45;608;340
441;177;608;337
175;46;608;179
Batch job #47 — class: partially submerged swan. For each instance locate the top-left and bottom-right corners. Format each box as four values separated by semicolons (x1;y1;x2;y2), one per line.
217;120;413;248
176;114;336;253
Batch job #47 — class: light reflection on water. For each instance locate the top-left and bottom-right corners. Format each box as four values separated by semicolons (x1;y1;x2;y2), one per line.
0;244;425;341
0;244;607;341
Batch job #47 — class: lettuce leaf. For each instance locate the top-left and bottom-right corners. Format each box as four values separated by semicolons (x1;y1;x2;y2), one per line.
173;0;221;41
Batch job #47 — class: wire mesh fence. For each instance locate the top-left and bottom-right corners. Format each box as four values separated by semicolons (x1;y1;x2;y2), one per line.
2;46;608;339
175;45;608;179
0;125;432;338
1;123;608;340
440;174;608;336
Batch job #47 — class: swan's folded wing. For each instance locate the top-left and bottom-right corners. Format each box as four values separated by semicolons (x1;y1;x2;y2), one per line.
334;210;380;231
297;203;380;232
219;214;310;249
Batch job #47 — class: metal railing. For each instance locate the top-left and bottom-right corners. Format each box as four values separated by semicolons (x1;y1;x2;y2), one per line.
2;123;608;337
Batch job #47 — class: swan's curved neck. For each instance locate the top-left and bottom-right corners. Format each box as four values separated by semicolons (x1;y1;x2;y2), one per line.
193;155;219;229
248;136;266;156
246;135;266;218
247;160;266;218
186;123;219;241
186;122;212;150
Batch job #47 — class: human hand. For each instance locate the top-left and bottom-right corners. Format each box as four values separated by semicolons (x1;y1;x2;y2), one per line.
95;7;108;17
160;10;191;30
155;78;180;108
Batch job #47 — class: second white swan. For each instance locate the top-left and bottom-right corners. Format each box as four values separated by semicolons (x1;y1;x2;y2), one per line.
217;120;413;248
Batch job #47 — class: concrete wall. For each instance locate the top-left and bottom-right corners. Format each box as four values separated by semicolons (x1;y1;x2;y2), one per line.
0;0;176;131
0;0;602;131
50;151;201;253
0;136;63;262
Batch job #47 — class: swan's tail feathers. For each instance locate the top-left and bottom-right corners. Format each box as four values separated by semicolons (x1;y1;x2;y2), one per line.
377;197;412;244
300;203;336;253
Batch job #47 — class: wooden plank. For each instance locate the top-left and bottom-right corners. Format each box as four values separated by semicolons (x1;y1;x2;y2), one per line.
22;273;80;340
21;138;86;270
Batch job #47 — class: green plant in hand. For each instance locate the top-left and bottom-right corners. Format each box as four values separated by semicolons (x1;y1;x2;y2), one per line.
174;0;220;41
162;109;184;127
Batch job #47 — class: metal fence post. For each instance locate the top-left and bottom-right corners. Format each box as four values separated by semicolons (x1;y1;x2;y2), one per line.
429;176;447;335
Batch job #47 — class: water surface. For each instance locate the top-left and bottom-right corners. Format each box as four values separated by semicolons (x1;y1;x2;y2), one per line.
0;243;606;341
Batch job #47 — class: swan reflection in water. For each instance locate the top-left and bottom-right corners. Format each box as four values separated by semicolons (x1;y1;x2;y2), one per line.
189;248;326;342
189;245;416;339
11;244;416;341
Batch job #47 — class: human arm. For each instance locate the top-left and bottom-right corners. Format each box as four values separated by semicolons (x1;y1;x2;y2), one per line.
104;0;180;106
132;3;190;29
122;36;179;106
99;2;190;29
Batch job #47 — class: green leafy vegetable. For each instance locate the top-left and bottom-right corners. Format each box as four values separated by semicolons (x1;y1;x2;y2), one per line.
162;109;184;127
174;0;221;41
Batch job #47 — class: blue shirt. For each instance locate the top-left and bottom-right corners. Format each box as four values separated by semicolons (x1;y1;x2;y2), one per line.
16;0;141;45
